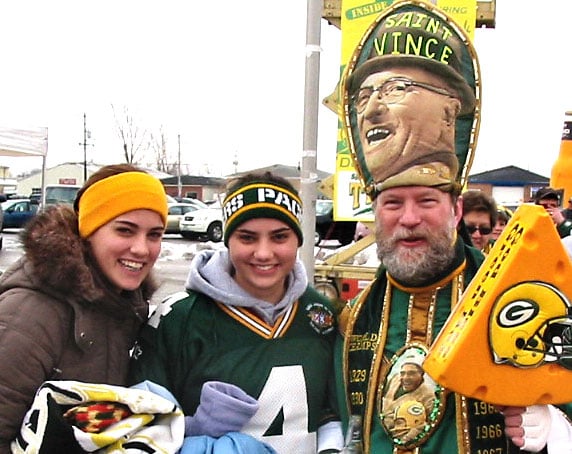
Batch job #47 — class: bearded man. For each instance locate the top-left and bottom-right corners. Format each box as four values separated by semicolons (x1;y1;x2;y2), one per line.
335;2;572;452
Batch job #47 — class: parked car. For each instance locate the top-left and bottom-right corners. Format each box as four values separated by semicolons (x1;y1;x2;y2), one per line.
166;203;199;234
173;196;209;209
44;184;81;207
179;205;224;242
0;202;3;250
1;198;38;230
315;199;356;246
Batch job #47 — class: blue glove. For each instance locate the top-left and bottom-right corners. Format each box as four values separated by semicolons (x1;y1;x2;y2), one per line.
181;432;277;454
185;381;259;438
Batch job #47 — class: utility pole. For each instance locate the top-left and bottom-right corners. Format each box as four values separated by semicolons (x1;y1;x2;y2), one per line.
78;113;93;183
233;151;239;174
83;113;87;182
299;0;322;281
177;134;182;198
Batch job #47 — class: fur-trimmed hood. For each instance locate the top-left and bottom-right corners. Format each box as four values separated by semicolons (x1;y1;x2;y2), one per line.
0;204;155;318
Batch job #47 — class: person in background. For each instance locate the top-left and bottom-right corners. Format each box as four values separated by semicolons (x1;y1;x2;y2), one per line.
353;221;372;242
0;164;168;452
492;209;511;241
486;208;512;252
562;196;572;220
534;187;572;238
461;190;497;252
129;171;344;454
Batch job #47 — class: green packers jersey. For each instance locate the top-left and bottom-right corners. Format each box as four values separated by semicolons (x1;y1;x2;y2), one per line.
130;287;338;453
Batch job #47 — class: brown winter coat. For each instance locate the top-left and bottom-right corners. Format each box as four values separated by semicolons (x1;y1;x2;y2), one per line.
0;205;156;451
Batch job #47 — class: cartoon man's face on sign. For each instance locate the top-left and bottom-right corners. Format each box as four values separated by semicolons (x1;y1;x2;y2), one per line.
352;66;461;188
342;2;478;198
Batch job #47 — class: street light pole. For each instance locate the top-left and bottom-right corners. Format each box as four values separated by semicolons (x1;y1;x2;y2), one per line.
83;113;87;182
177;134;182;198
299;0;322;281
78;113;94;183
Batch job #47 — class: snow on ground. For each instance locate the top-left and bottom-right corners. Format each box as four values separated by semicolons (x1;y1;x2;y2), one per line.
158;240;224;263
157;238;380;268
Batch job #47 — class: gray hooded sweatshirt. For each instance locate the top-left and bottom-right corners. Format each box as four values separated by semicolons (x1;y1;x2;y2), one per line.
185;248;308;325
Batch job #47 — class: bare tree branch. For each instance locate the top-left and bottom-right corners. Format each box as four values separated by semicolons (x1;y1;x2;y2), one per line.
149;126;178;173
111;104;151;164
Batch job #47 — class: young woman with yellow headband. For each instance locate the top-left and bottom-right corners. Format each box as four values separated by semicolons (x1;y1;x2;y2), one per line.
0;163;168;450
130;171;345;453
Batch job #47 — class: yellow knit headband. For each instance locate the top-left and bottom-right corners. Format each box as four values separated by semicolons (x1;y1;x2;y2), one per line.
78;171;168;238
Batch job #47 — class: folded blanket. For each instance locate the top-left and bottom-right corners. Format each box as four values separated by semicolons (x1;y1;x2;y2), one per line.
13;380;185;453
63;402;133;433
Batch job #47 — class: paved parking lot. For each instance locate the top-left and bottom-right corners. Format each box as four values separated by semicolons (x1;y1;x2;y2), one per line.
0;231;348;304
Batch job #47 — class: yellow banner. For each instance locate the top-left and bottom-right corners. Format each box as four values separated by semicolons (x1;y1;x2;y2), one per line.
438;0;477;40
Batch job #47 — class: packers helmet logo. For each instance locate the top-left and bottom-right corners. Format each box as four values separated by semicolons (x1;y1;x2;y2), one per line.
489;281;572;369
496;300;539;328
405;402;425;417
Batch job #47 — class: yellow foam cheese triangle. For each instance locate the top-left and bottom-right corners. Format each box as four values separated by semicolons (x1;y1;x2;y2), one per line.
424;204;572;406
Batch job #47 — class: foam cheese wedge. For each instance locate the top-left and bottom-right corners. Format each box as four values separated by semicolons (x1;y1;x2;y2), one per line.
424;204;572;406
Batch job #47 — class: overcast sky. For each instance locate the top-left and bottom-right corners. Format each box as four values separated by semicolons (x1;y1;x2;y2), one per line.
1;1;571;180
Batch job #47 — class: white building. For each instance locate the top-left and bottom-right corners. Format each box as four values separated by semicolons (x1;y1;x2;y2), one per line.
16;162;173;196
16;162;98;197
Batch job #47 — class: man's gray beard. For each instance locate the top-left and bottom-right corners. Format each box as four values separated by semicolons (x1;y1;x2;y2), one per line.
376;222;457;286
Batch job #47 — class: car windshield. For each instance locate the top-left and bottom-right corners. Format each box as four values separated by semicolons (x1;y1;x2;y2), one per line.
168;203;198;215
316;200;333;215
1;199;27;210
166;195;209;209
188;200;209;209
45;186;81;205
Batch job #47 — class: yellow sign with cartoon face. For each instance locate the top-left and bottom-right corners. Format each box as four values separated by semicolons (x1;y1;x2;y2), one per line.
424;204;572;406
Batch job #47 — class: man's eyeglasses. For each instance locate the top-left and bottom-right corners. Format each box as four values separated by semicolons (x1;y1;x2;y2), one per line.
466;225;492;235
351;77;453;114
